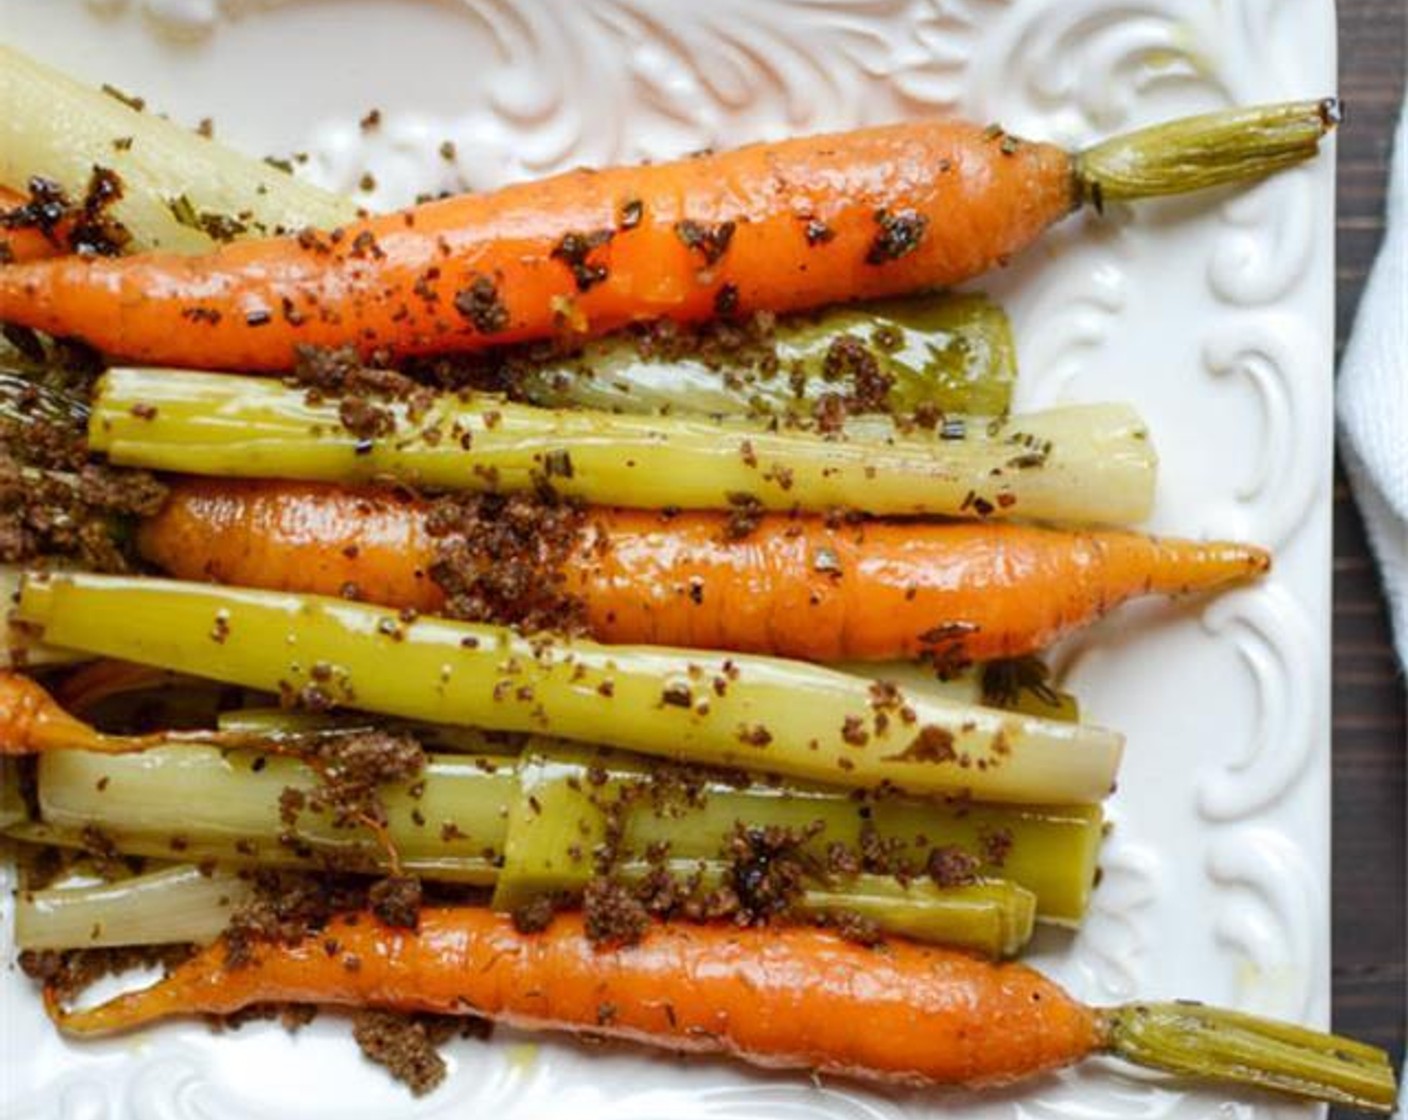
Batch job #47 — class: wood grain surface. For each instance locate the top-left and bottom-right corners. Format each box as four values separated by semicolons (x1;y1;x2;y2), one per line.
1332;2;1405;1113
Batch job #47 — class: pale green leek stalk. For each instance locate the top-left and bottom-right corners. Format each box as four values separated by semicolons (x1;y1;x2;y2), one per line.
0;44;356;252
10;853;1033;958
16;573;1124;805
34;745;515;884
517;294;1018;419
217;656;1080;736
612;862;1035;956
795;877;1034;955
2;564;80;669
15;865;253;951
216;708;507;754
494;743;1099;922
91;367;1156;524
840;658;1080;722
26;741;1101;920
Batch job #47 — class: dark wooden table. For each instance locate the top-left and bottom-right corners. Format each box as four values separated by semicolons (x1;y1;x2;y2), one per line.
1332;2;1405;1112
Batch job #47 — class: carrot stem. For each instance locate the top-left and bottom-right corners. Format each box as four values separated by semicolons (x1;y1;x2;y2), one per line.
1076;99;1337;206
1101;1001;1398;1114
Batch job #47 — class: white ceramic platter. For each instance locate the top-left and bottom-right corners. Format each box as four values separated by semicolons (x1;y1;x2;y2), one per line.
0;1;1336;1117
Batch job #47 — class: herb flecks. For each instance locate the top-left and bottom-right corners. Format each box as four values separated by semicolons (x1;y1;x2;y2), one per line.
865;208;928;265
167;193;249;243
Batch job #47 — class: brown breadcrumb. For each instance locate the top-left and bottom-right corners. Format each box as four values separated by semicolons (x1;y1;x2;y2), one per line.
291;345;428;401
352;1011;446;1094
927;844;981;888
885;725;957;764
582;876;651;947
19;944;194;1005
722;492;764;541
820;335;893;412
813;908;884;947
979;825;1015;868
865;208;927;265
405;307;917;431
221;870;371;968
425;492;589;635
672;218;736;266
368;875;423;930
337;396;396;441
0;455;168;571
510;892;562;934
550;228;614;292
0;367;168;572
294;730;426;834
725;822;822;923
0;169;132;257
453;275;510;334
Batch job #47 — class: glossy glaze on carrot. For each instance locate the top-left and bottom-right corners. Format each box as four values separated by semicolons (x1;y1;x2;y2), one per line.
0;121;1074;370
52;908;1103;1086
139;478;1269;661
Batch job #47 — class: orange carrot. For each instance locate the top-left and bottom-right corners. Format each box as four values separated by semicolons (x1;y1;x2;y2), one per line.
47;907;1398;1110
140;478;1270;662
0;103;1333;371
0;670;243;755
52;907;1099;1085
0;671;127;754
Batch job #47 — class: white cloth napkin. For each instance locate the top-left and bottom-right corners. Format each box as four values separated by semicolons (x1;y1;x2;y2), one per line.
1337;99;1408;669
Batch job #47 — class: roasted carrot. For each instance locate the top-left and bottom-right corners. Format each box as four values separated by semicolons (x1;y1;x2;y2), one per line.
46;906;1097;1082
0;102;1333;371
0;671;128;754
48;907;1398;1110
0;670;261;756
140;478;1270;661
